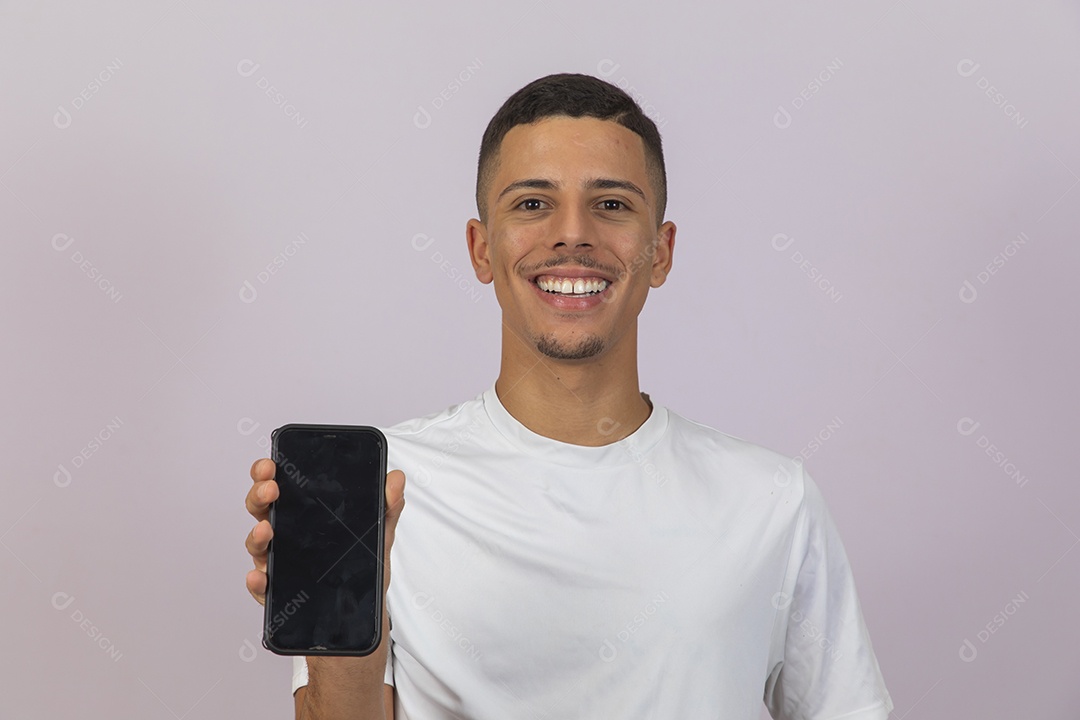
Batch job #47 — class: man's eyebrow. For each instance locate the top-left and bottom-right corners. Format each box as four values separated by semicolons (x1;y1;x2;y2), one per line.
586;177;646;201
497;177;647;202
497;179;558;201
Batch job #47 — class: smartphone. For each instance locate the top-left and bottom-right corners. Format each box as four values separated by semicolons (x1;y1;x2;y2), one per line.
263;424;387;656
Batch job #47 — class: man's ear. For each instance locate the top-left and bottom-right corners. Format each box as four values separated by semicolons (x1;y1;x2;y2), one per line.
466;218;494;284
650;220;676;288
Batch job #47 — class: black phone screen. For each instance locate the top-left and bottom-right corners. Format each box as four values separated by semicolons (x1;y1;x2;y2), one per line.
264;424;387;655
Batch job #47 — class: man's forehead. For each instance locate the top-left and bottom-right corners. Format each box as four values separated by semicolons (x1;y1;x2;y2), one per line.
500;115;643;154
494;116;650;187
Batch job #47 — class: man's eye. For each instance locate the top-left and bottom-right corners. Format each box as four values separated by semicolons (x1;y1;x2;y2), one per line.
518;198;544;211
599;199;626;211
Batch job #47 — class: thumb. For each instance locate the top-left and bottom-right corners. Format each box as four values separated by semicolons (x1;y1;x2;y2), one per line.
381;470;406;593
385;469;406;535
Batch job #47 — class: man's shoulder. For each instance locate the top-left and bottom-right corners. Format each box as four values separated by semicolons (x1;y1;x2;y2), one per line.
379;389;488;440
663;406;801;475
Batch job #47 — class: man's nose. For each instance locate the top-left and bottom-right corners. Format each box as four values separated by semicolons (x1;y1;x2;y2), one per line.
550;203;593;251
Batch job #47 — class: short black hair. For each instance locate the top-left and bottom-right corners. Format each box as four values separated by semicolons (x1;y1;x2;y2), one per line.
476;73;667;226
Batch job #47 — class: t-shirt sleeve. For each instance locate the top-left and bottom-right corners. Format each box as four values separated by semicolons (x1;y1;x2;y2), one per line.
289;644;395;697
763;465;894;720
291;656;308;696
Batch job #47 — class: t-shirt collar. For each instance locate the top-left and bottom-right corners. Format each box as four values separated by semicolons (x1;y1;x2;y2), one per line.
482;381;669;467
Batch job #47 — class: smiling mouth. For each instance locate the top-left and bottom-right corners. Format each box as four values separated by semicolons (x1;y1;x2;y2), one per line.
534;275;610;297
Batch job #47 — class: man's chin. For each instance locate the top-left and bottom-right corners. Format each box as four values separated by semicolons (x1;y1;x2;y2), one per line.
535;334;606;361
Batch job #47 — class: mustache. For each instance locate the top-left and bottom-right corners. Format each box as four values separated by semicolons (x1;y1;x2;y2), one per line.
522;255;621;278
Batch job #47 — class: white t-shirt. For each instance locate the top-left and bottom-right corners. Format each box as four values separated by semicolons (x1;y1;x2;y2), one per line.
292;385;894;719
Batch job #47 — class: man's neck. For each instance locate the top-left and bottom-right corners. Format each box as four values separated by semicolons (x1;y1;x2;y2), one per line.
493;331;652;447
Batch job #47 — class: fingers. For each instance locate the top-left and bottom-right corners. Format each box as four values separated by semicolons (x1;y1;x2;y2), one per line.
245;461;406;610
246;458;279;521
245;458;277;606
246;518;273;566
246;568;267;606
250;457;276;482
245;518;273;605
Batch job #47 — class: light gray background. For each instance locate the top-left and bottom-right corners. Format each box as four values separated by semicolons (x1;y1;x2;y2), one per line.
3;1;1077;718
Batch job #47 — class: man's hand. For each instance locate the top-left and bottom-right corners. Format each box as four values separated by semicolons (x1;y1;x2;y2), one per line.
244;458;405;719
243;458;407;606
243;458;277;607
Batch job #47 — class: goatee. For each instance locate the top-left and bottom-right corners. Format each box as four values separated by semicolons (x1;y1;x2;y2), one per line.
535;334;605;360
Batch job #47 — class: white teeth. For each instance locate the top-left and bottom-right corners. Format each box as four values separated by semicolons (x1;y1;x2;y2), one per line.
536;276;609;296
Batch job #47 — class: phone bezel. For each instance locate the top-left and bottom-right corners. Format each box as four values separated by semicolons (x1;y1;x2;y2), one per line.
262;423;387;657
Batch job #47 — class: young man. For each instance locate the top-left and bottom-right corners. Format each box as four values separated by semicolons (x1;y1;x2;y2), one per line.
244;73;894;720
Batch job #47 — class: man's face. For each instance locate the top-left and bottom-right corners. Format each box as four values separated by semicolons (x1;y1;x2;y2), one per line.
467;116;675;363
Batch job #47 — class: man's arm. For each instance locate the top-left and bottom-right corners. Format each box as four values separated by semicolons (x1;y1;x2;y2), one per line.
289;619;397;720
293;683;394;720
